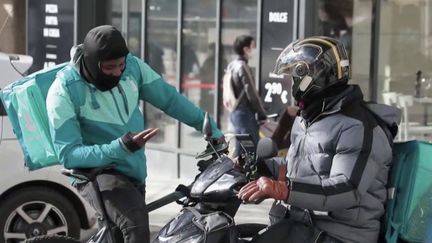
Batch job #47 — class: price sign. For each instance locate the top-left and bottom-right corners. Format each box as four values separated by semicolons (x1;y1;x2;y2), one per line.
27;0;76;73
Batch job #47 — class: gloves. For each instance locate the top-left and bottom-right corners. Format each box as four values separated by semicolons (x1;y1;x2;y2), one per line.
121;132;141;152
215;135;226;145
238;164;289;202
257;112;267;123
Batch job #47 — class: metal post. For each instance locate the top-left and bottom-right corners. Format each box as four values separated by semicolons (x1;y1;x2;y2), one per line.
141;0;147;60
369;0;381;102
256;0;262;89
176;0;184;178
215;0;222;126
122;0;128;40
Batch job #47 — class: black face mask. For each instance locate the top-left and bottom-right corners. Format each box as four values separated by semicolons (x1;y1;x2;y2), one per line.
81;60;123;91
94;70;122;91
81;25;129;91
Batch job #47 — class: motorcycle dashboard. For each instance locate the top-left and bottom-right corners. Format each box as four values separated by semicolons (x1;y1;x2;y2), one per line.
190;156;234;196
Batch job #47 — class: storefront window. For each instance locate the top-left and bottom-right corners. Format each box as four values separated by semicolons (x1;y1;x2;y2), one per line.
220;0;258;133
109;0;122;31
378;1;432;141
304;0;372;98
145;0;179;146
0;0;26;54
127;0;142;57
179;0;217;151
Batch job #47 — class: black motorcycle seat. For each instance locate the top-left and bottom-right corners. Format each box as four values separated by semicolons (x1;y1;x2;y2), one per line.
61;164;116;182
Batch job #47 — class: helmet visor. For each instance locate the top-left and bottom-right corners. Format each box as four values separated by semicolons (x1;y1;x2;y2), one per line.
273;44;323;76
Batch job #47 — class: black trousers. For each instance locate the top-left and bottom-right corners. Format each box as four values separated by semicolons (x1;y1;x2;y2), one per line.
252;202;343;243
251;217;342;243
76;173;150;243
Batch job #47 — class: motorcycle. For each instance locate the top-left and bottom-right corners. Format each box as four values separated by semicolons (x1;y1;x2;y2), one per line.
25;113;282;243
152;113;283;243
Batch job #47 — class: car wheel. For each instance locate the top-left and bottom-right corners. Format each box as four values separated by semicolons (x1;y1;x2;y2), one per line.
0;186;80;243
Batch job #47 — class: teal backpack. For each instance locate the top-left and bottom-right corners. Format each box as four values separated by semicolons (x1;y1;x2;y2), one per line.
386;140;432;243
0;63;69;170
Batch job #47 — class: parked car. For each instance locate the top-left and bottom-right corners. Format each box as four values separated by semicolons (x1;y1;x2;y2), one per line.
0;52;96;242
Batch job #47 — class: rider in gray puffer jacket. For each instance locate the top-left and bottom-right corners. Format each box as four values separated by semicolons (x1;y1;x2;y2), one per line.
239;36;401;243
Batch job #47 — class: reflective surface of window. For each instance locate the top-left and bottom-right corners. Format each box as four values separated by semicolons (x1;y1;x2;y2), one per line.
304;0;372;98
378;1;432;141
127;0;142;57
220;0;258;133
145;0;179;146
179;0;217;150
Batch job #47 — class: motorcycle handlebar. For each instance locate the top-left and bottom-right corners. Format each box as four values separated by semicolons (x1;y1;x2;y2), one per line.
147;191;186;212
147;184;191;212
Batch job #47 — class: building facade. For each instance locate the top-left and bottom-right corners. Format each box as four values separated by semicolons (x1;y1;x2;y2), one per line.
1;0;432;178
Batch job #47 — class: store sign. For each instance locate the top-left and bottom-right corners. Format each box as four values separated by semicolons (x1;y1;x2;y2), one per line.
269;12;288;23
27;0;75;73
260;0;295;114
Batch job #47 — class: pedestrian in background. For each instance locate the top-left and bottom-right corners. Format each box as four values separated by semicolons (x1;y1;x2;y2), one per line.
224;35;266;157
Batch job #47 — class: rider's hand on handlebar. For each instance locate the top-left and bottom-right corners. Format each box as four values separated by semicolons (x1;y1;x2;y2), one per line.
257;112;267;123
238;164;289;203
215;135;226;145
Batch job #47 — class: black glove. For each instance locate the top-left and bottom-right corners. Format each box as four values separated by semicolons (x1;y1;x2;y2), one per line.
257;112;267;122
121;132;142;152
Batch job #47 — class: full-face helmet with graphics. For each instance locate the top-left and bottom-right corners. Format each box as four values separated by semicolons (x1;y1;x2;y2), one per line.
273;36;351;102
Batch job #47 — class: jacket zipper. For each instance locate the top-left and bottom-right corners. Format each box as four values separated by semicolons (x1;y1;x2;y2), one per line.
289;120;308;177
291;101;342;177
118;84;129;116
110;89;126;124
296;121;308;176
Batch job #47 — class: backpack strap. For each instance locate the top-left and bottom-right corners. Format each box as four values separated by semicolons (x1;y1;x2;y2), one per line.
239;61;266;115
60;65;91;116
229;64;246;111
361;101;395;147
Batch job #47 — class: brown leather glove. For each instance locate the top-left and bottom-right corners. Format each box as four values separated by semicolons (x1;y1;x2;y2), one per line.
238;164;289;202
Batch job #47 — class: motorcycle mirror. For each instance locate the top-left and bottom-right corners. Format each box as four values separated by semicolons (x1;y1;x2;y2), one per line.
256;137;278;161
202;112;212;141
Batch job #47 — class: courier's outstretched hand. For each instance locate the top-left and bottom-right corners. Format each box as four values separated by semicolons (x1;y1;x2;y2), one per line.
132;128;159;147
121;128;159;152
238;164;289;202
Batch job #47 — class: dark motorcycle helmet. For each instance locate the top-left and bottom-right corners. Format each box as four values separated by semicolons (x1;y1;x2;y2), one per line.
273;36;351;102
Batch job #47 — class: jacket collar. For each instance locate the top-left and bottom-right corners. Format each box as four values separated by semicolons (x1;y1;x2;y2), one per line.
236;55;248;64
301;85;364;123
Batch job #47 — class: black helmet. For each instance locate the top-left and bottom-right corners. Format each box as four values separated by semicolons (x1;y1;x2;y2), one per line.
273;36;351;102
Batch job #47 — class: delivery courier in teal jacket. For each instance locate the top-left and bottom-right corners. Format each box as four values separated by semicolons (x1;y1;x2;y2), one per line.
46;25;224;242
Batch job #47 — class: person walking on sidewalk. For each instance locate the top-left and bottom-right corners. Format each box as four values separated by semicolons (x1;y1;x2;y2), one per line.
46;25;224;243
224;35;266;157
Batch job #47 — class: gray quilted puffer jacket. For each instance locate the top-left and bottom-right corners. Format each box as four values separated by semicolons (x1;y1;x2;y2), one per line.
286;85;400;243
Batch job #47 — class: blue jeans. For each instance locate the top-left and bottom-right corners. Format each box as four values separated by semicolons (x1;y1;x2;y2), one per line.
230;106;259;157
